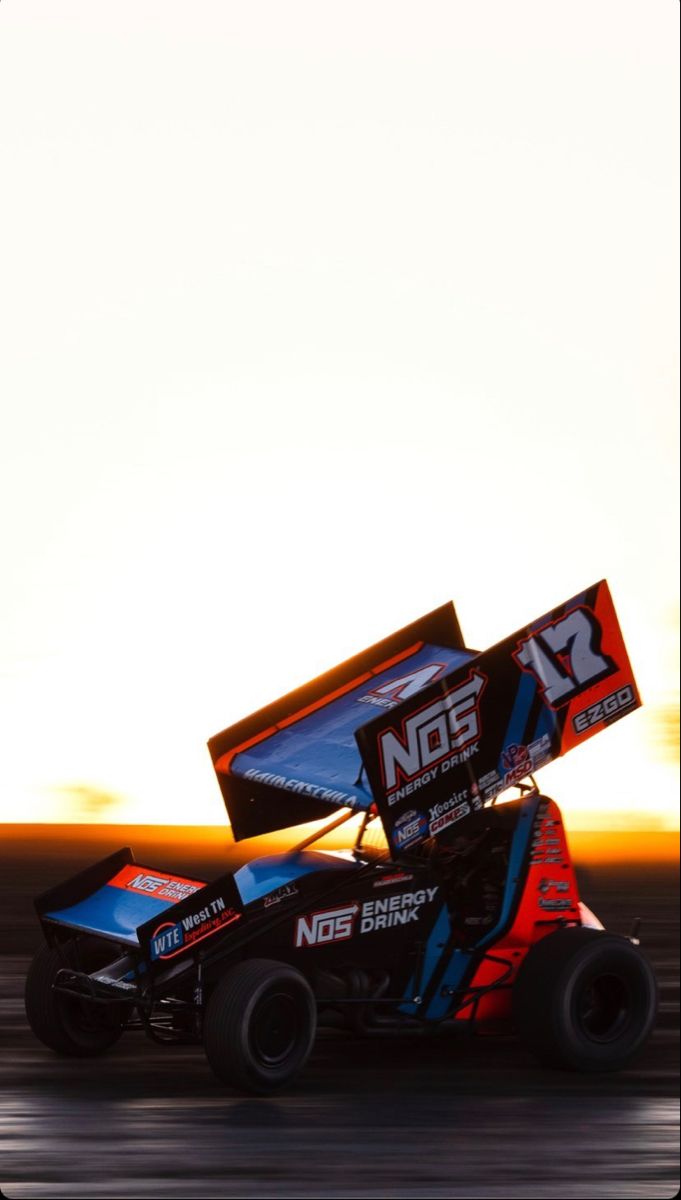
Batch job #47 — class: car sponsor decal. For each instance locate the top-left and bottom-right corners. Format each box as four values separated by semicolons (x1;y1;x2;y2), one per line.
241;767;360;809
571;684;637;735
262;882;299;909
537;876;570;894
108;863;204;902
426;786;483;836
357;662;448;710
294;903;359;947
529;801;565;865
393;809;429;849
294;887;439;946
150;895;241;960
377;668;487;804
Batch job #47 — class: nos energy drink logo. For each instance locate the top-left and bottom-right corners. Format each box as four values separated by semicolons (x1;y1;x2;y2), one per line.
150;895;241;960
393;809;429;849
378;669;486;804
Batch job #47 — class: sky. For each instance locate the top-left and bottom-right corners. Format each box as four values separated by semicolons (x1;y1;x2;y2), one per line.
0;1;678;830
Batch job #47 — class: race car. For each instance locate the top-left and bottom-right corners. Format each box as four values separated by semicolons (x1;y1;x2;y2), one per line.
25;580;658;1093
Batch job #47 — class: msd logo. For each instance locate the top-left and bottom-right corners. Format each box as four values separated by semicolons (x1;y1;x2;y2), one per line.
294;904;359;948
378;669;487;792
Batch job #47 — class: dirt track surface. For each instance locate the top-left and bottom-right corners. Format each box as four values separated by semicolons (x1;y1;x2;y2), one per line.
1;834;678;1199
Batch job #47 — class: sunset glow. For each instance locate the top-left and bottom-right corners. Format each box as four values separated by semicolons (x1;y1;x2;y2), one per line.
0;2;678;834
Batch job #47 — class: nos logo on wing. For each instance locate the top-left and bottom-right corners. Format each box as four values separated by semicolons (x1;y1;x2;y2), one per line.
378;669;487;791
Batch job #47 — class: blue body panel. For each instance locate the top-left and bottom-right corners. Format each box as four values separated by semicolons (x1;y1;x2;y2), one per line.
400;794;540;1020
232;643;473;807
45;851;359;943
399;901;452;1016
475;795;538;950
234;850;359;905
45;887;178;945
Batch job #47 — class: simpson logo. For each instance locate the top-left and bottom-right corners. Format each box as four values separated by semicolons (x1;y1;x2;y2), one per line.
295;904;359;947
360;886;438;932
358;663;447;710
378;669;487;799
393;808;429;849
513;606;616;708
150;896;241;960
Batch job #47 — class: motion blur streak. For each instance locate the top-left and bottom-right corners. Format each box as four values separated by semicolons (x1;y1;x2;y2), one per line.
0;830;678;1198
0;1084;678;1198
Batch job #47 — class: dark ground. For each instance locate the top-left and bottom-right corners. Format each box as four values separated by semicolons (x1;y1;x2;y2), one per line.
0;829;678;1199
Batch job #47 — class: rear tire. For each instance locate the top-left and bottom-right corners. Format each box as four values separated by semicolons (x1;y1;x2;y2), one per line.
25;941;126;1057
513;926;657;1072
203;958;316;1094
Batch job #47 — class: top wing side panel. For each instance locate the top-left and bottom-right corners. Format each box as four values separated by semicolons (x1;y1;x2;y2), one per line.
209;612;472;840
228;642;474;807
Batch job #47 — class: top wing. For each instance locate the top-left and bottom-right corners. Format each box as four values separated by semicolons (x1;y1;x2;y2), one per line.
208;602;469;840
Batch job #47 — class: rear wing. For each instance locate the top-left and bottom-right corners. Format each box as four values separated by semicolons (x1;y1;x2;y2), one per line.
208;581;640;850
36;849;244;971
36;849;209;947
356;580;641;853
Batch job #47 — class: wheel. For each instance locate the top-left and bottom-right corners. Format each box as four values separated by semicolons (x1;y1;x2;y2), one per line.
203;958;317;1094
25;941;126;1057
512;926;657;1072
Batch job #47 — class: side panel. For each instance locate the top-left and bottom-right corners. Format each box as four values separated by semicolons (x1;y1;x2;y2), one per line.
242;862;445;998
454;797;582;1025
36;848;135;920
356;581;640;855
136;874;244;970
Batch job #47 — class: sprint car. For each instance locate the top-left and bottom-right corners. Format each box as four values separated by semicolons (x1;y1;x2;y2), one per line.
25;580;657;1092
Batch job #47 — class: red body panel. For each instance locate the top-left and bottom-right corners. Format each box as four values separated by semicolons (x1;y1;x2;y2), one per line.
456;798;582;1025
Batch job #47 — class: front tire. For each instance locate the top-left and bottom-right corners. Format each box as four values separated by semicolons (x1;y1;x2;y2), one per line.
25;941;126;1057
203;959;316;1094
513;926;657;1072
